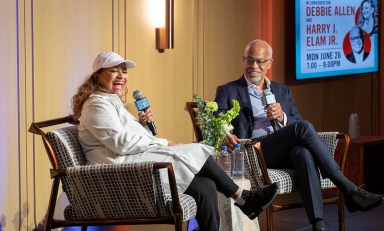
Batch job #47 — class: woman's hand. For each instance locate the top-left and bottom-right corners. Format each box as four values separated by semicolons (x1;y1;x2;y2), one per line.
167;140;184;146
138;107;155;126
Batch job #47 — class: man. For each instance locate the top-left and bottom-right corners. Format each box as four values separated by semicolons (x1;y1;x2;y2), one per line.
214;39;383;231
346;25;370;63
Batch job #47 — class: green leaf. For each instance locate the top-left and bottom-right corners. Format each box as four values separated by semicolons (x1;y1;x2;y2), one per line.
193;94;240;149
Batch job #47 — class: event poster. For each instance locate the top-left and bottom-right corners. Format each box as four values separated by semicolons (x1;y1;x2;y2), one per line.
295;0;379;80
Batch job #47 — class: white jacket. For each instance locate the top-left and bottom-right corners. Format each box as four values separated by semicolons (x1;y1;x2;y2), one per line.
78;92;213;193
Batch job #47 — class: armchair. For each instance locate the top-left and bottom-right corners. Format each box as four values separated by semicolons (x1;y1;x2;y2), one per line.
29;116;197;231
242;133;350;231
185;101;350;231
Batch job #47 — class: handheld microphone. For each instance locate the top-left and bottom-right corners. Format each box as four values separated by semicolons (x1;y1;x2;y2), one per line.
132;90;157;136
262;89;280;132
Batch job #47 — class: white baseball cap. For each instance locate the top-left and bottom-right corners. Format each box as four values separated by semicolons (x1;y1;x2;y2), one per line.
92;51;136;73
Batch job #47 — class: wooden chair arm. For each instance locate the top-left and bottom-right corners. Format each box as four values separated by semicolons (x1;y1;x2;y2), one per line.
336;133;350;174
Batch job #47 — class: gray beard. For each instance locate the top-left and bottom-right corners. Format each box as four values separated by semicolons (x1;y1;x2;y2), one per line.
249;76;262;85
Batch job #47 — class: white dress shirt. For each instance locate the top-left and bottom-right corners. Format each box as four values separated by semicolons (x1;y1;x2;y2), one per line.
243;76;287;139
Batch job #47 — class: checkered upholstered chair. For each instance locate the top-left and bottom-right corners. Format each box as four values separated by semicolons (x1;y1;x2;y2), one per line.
29;116;197;231
241;133;350;231
185;102;351;231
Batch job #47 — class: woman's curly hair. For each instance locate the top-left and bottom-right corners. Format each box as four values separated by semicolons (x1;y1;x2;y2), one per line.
71;70;109;120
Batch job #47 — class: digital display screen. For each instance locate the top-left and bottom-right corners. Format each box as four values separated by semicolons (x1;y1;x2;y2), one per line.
295;0;379;80
134;97;150;111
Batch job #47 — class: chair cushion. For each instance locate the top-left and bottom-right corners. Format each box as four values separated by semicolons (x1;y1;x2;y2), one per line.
268;169;335;194
165;194;198;222
64;194;197;222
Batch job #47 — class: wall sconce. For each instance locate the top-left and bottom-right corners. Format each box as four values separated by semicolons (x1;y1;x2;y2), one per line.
155;0;174;52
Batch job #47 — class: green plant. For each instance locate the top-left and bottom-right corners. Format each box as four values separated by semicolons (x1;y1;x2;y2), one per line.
194;94;240;149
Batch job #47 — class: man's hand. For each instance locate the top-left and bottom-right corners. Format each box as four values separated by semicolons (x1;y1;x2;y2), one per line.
223;134;241;152
138;107;155;126
265;103;283;123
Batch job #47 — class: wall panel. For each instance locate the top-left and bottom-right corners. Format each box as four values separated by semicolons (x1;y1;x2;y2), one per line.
0;0;382;231
124;0;195;143
19;0;35;229
30;0;115;229
199;0;264;102
0;0;23;230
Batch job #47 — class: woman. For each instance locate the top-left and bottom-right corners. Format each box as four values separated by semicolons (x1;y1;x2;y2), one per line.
358;0;378;36
71;51;278;231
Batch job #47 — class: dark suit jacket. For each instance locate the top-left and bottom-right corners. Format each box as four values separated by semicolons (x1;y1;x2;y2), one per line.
346;51;370;63
214;76;302;139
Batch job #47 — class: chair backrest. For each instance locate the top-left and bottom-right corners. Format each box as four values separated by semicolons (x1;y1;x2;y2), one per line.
185;102;203;142
46;125;91;213
47;126;86;168
29;117;85;202
317;132;339;158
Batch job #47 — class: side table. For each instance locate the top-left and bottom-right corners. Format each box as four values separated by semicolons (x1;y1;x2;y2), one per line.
334;135;384;194
217;179;260;231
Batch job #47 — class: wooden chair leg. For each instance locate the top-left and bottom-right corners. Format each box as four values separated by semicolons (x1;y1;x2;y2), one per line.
175;214;183;231
43;178;61;231
338;194;345;231
266;205;273;231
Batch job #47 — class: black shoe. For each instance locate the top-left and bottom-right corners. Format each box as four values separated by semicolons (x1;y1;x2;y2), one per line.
313;228;329;231
345;188;384;213
312;218;328;231
234;182;279;220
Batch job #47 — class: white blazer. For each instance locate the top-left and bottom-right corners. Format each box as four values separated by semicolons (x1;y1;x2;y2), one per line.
78;92;213;193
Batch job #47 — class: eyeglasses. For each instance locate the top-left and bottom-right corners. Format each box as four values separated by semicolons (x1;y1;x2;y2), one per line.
244;57;271;67
350;36;362;42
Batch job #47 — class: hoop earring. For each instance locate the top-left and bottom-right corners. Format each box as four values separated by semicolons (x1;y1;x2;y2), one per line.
122;86;128;96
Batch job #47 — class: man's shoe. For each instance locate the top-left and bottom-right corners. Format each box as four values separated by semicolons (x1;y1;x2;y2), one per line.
312;218;328;231
345;187;384;213
313;228;329;231
234;182;279;220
